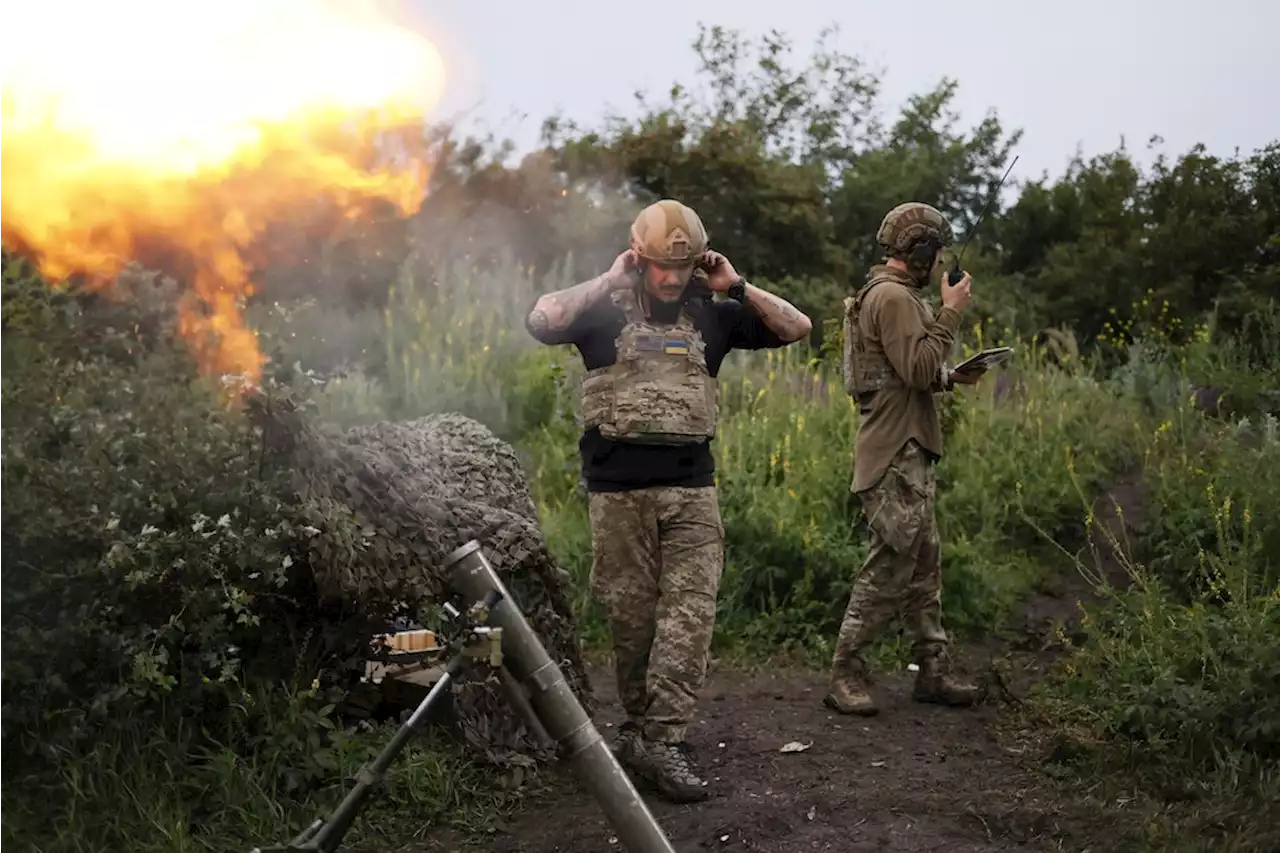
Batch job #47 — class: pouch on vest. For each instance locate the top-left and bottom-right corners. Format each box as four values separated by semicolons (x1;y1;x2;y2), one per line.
843;276;904;403
580;290;719;445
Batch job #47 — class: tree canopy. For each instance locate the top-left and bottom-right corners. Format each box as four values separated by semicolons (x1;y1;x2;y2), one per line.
296;23;1271;357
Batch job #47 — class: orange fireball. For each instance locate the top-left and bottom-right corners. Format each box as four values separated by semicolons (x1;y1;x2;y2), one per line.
0;0;446;382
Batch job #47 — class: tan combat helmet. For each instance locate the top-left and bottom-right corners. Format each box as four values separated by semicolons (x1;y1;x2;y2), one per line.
876;202;955;253
876;202;955;278
629;199;710;265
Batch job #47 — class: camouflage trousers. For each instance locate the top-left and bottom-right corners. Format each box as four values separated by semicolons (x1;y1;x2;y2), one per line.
833;439;948;671
587;485;724;744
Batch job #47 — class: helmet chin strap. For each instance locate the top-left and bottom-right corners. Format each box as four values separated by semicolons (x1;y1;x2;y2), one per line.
908;254;937;282
904;236;942;282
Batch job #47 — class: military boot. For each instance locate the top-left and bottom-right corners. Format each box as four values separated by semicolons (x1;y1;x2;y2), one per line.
628;736;710;803
822;659;879;716
912;648;981;707
609;721;641;762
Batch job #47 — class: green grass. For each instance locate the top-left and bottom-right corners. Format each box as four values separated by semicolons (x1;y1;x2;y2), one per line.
1;709;536;853
287;257;1280;849
6;251;1279;852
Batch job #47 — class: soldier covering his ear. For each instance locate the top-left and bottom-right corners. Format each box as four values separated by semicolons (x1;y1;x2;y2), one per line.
525;199;812;802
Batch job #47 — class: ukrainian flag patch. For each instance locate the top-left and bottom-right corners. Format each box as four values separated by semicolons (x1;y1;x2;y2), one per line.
663;338;690;355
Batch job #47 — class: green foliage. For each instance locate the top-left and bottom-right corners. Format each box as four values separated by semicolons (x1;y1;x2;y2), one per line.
1023;428;1280;850
5;18;1280;853
0;695;531;853
2;259;303;746
0;256;520;853
274;237;1278;846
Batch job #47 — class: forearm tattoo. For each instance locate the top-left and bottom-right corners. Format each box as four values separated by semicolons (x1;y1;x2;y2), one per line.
527;307;550;335
744;284;812;341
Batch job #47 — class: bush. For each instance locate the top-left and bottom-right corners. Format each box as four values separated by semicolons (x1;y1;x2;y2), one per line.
1009;321;1280;849
0;257;525;852
6;234;1278;850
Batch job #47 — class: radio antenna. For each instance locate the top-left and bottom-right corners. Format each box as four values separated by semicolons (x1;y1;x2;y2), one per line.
948;154;1018;285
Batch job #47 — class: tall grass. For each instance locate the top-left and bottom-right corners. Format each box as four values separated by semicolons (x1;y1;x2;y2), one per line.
11;250;1277;852
277;252;1280;847
286;270;1153;662
0;692;533;853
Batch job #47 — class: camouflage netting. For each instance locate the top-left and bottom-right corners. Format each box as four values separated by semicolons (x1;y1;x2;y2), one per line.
258;397;593;765
0;255;586;772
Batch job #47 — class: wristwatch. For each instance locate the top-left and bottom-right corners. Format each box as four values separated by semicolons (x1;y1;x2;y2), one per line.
726;278;748;304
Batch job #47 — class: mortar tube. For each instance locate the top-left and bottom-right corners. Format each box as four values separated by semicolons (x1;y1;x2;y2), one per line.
499;663;556;751
444;540;676;853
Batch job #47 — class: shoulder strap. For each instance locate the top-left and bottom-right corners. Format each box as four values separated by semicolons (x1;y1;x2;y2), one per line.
611;286;700;329
851;272;897;314
611;288;646;324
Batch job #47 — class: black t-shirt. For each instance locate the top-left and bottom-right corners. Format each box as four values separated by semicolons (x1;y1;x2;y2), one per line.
536;291;788;492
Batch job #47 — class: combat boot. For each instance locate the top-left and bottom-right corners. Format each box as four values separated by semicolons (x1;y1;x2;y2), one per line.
628;736;710;803
822;659;879;716
912;649;981;707
609;721;640;762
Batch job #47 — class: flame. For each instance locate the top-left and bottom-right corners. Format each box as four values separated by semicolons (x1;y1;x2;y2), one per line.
0;0;445;382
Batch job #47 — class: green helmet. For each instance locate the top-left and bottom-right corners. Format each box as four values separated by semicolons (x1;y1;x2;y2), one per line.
629;199;709;265
875;202;955;255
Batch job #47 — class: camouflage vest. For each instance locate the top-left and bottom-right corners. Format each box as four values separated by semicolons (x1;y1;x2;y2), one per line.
580;289;718;444
842;272;909;400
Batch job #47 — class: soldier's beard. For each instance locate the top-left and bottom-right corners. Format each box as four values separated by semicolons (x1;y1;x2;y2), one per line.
642;278;694;317
646;296;683;323
647;279;690;302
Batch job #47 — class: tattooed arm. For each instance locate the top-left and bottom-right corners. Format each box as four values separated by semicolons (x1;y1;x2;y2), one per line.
525;251;636;343
525;274;618;342
741;284;813;343
701;250;812;344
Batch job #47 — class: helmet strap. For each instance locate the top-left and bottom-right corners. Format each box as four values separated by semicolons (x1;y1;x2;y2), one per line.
905;236;941;281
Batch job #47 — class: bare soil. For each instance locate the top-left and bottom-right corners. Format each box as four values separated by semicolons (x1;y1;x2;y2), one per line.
410;478;1153;853
413;654;1127;853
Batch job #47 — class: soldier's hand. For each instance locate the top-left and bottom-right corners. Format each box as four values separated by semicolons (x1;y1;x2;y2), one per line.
700;251;739;292
607;249;641;287
941;270;972;311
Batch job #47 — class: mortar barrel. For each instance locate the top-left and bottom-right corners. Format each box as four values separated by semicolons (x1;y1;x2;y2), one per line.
444;540;676;853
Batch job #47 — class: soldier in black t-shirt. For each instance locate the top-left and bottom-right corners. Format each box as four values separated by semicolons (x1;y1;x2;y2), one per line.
535;276;792;492
526;199;812;803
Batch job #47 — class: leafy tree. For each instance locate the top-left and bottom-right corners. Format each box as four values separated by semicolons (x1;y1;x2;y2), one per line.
240;22;1278;362
533;23;1022;332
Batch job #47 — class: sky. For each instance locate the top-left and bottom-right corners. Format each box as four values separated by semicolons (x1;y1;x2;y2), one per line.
408;0;1279;186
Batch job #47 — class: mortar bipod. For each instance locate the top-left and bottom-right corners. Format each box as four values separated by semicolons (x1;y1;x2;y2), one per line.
249;586;505;853
251;540;678;853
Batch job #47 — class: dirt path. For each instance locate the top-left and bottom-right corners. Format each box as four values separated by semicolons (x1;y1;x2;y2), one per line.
410;481;1151;852
417;659;1114;853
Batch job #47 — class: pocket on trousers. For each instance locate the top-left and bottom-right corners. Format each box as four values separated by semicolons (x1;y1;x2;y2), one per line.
861;468;927;554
